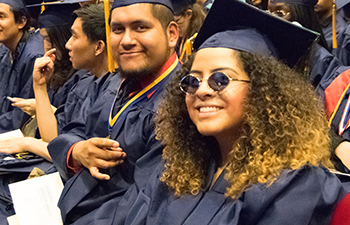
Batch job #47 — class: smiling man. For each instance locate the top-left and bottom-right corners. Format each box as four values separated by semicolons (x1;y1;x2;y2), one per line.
0;0;44;132
47;0;180;224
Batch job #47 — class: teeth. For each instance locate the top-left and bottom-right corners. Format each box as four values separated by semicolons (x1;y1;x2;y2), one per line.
199;107;220;113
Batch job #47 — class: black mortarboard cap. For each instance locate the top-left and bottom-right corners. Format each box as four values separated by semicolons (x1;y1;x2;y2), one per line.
272;0;318;7
38;2;79;28
26;0;91;7
0;0;26;13
194;0;319;67
172;0;196;15
112;0;173;12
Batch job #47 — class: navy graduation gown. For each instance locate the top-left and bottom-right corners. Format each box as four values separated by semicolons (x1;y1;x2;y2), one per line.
55;70;113;135
47;55;180;224
309;44;342;88
114;163;347;225
0;30;44;133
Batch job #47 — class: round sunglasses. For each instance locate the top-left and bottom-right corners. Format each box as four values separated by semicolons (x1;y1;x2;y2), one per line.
179;72;250;95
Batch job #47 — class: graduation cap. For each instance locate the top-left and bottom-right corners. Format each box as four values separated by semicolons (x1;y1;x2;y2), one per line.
37;2;79;28
112;0;174;12
193;0;319;67
172;0;196;15
26;0;92;7
271;0;318;7
0;0;26;13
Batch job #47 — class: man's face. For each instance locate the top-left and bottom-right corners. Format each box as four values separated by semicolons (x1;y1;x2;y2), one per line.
65;18;97;71
110;4;171;78
0;3;24;48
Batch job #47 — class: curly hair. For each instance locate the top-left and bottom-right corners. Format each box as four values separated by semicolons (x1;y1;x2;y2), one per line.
155;50;333;199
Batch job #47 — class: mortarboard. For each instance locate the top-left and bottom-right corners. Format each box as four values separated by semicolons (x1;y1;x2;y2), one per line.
37;3;79;28
0;0;26;13
26;0;92;7
271;0;318;7
172;0;196;15
193;0;319;67
112;0;174;12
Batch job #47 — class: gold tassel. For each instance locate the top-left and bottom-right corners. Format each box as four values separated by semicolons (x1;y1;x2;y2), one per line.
104;0;116;72
179;33;198;62
332;0;337;49
41;1;45;14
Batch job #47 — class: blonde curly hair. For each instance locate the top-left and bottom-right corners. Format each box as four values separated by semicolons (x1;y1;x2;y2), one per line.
155;50;332;199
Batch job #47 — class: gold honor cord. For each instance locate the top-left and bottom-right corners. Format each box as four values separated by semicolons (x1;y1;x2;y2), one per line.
109;57;179;127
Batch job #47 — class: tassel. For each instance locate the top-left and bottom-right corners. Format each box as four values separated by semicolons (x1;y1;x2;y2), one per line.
104;0;116;72
332;0;337;49
179;33;198;62
41;2;45;13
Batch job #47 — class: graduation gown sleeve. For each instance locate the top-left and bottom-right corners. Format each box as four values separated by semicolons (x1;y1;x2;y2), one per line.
0;30;44;133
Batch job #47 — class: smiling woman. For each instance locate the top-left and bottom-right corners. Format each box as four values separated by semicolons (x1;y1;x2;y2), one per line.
112;0;348;224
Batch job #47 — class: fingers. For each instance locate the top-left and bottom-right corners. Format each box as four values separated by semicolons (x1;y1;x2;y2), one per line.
90;167;110;180
72;138;127;180
7;97;22;103
44;48;56;58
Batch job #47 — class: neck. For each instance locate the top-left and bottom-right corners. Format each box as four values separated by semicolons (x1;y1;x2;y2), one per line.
215;130;242;167
90;53;109;78
4;30;23;53
317;8;333;25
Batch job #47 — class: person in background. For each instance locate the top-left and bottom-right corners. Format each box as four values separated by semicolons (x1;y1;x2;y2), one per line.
268;0;342;88
315;0;347;50
47;0;180;224
0;3;111;160
0;0;44;133
172;0;205;63
113;1;348;224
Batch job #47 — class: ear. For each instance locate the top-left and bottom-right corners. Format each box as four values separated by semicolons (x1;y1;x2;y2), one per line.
166;21;179;49
95;40;106;56
185;9;193;19
17;16;27;30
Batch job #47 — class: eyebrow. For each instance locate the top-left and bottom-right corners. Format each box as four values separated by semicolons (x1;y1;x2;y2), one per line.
70;29;77;36
190;67;242;76
111;19;152;27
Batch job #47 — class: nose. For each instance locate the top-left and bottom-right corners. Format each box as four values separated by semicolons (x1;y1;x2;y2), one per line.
195;78;214;100
120;29;136;50
65;37;72;50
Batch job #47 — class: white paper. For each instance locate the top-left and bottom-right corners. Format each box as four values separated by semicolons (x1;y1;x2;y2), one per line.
0;129;23;140
7;215;20;225
9;172;64;225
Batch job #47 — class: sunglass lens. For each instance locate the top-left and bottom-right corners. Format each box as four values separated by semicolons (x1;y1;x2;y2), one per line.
208;72;229;92
180;75;200;94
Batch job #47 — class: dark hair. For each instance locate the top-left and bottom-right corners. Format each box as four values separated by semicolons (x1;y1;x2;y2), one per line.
74;3;106;43
45;25;76;90
288;3;329;51
182;3;205;41
150;3;175;31
9;6;30;32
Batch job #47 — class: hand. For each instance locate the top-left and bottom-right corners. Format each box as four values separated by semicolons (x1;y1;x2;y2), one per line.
72;138;126;180
9;97;36;116
335;141;350;170
0;137;27;154
33;48;56;88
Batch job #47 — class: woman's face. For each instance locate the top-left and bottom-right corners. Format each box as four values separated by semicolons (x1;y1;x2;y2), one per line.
268;0;292;21
174;9;192;39
185;48;250;143
40;28;62;60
